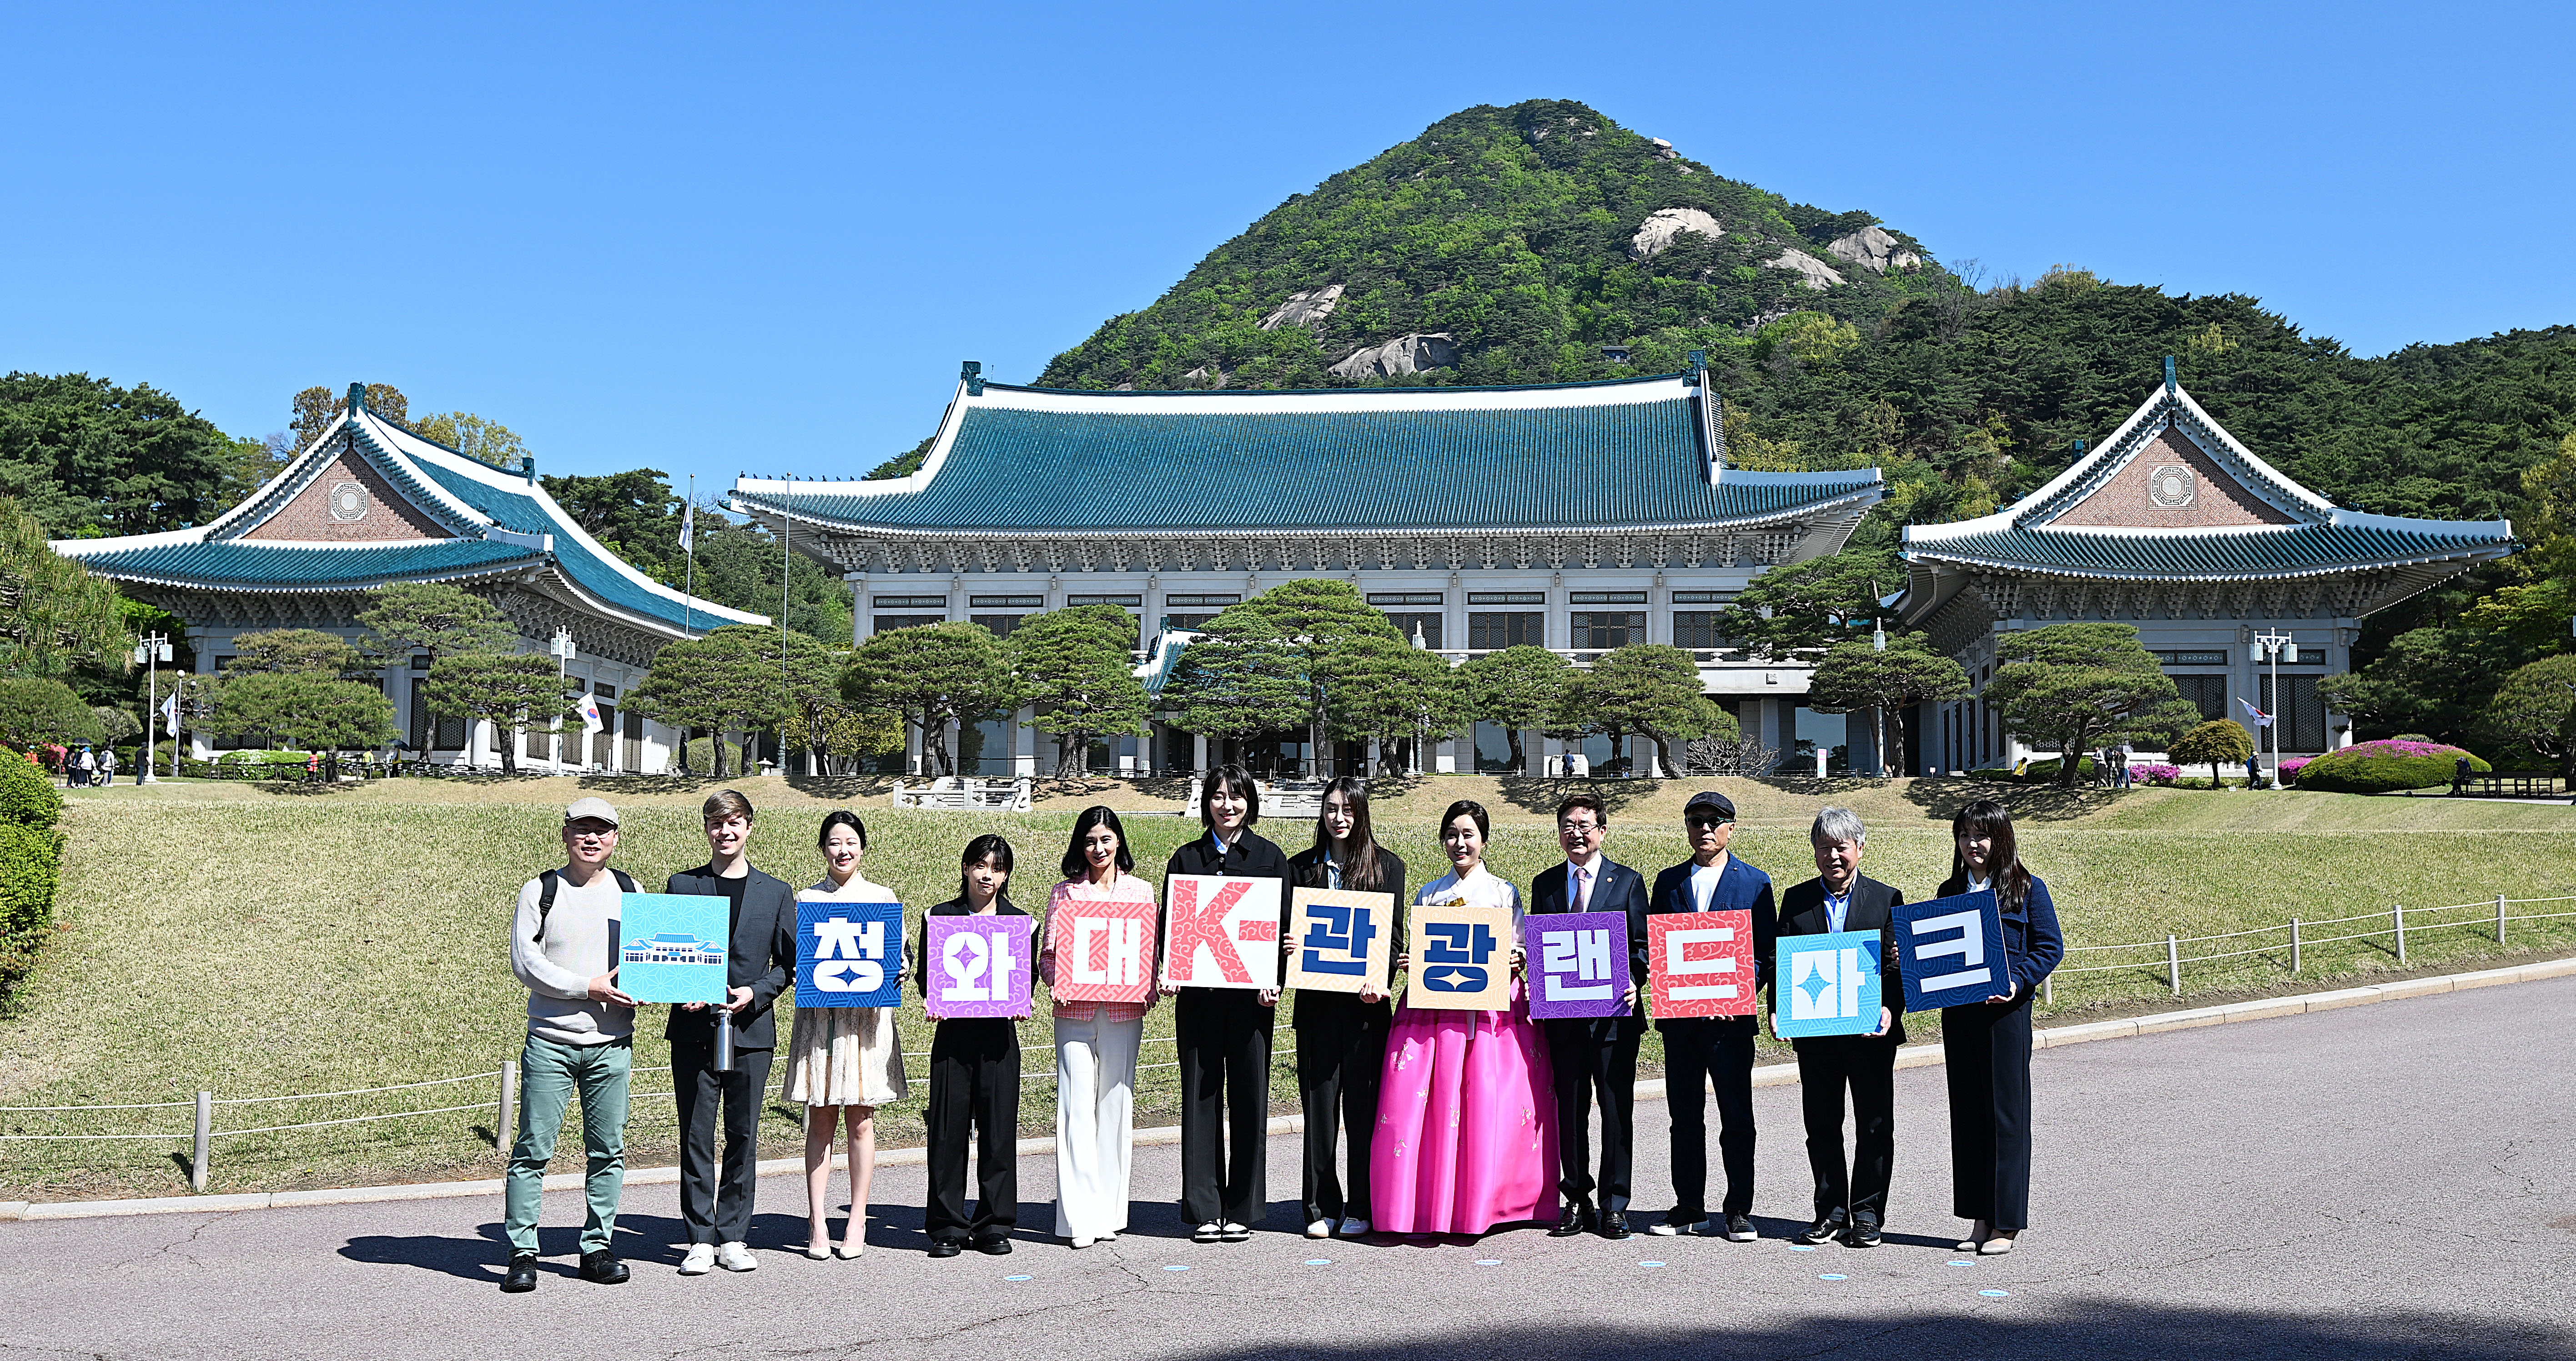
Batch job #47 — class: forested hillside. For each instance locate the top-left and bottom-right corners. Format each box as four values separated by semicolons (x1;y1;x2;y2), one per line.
1032;99;2576;751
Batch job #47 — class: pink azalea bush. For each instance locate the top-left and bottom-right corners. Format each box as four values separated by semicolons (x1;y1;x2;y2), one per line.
2294;740;2488;794
2133;763;2179;785
2279;756;2311;782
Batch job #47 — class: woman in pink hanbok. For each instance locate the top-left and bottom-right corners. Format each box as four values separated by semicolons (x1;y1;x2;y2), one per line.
1369;799;1557;1235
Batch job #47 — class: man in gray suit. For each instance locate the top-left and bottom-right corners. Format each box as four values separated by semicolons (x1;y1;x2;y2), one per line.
666;789;797;1275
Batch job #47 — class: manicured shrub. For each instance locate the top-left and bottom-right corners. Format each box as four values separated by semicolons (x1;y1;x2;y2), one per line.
2293;739;2489;794
2279;756;2312;783
0;752;63;828
0;820;60;979
2133;763;2180;785
2018;756;2095;783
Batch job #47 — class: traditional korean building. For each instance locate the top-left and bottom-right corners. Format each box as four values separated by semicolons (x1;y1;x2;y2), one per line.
56;384;763;770
734;360;1887;776
1896;367;2516;772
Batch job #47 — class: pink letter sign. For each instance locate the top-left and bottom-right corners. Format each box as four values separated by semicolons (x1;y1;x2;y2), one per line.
1648;910;1755;1019
1048;896;1158;1005
1161;873;1282;990
924;915;1034;1019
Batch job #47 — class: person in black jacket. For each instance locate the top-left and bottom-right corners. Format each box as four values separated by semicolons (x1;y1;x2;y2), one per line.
1773;806;1906;1249
664;789;798;1276
1284;776;1407;1240
1527;792;1650;1240
1644;789;1776;1242
1160;764;1291;1243
912;834;1027;1257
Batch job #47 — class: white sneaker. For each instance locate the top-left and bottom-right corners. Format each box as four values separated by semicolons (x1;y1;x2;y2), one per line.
1192;1221;1224;1243
1220;1222;1251;1242
716;1241;758;1272
1306;1220;1333;1239
678;1243;716;1275
1337;1217;1370;1237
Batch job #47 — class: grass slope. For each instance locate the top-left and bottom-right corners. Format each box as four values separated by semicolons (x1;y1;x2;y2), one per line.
5;779;2571;1199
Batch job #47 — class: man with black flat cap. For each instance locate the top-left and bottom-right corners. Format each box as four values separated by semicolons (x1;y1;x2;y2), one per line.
1644;789;1775;1242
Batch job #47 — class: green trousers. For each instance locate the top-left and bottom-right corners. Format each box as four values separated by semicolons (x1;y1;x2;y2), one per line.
503;1033;633;1255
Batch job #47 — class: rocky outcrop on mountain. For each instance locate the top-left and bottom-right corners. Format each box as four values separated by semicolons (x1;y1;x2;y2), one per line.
1824;225;1919;273
1766;248;1846;291
1329;333;1457;379
1630;207;1722;259
1259;284;1344;331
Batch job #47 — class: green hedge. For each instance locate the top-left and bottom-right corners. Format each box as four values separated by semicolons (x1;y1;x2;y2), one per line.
2292;740;2490;794
0;754;62;1003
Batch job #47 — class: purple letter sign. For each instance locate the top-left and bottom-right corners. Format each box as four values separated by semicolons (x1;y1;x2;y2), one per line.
1527;910;1633;1019
924;915;1033;1020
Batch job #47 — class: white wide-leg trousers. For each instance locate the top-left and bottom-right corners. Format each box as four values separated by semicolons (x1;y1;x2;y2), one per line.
1053;1011;1143;1240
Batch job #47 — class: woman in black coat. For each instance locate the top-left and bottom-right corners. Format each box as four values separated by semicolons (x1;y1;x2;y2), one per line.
1933;798;2064;1256
1283;776;1407;1239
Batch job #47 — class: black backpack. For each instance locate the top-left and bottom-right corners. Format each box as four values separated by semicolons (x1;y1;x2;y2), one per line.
534;867;639;943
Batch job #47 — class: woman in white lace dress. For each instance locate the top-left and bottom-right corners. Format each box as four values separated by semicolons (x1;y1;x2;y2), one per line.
783;811;910;1258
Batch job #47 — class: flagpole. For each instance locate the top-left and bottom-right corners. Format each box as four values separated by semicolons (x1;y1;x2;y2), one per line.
781;474;794;777
682;474;696;635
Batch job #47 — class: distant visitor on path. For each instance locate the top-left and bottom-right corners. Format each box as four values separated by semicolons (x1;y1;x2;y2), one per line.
500;797;641;1294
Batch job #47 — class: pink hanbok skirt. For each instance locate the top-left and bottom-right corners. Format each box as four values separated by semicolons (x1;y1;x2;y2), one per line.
1368;981;1558;1235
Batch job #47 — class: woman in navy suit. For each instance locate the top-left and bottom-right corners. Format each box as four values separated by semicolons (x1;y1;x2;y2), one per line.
1933;798;2062;1256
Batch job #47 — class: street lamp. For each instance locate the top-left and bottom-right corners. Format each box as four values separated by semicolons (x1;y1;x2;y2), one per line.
2253;629;2296;789
132;633;173;783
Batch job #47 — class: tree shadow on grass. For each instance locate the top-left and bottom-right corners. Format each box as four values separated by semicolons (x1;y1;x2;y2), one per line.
1194;1304;2564;1361
1902;776;2126;824
1491;777;1677;820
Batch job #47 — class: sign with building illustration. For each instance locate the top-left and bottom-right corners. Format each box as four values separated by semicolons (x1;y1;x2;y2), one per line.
617;893;730;1004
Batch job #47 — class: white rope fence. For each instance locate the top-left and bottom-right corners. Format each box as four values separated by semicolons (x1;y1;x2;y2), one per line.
12;892;2571;1189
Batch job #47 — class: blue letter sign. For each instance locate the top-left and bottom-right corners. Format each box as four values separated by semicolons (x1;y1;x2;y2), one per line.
1891;889;2008;1012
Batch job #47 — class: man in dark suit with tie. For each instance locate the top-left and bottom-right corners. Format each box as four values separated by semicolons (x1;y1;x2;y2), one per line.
1530;792;1650;1240
664;789;798;1275
1645;789;1775;1242
1773;805;1906;1249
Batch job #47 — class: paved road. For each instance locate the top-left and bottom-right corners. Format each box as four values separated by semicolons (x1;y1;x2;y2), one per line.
9;981;2573;1361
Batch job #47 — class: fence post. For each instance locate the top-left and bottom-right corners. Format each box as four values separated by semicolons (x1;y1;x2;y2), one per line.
191;1090;211;1193
2497;893;2508;945
2166;934;2181;996
2394;903;2407;966
2290;917;2302;974
2042;973;2054;1006
496;1061;518;1150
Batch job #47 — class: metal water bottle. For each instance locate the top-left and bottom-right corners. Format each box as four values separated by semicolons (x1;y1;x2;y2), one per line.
713;1008;736;1073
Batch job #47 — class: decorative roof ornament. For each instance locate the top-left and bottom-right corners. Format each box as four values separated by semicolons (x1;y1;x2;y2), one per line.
347;381;367;413
2164;355;2178;395
962;360;984;397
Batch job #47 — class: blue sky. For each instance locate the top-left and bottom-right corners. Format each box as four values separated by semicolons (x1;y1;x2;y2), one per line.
5;1;2571;503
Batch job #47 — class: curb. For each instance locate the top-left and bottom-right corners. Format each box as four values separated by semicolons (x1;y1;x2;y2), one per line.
7;956;2570;1224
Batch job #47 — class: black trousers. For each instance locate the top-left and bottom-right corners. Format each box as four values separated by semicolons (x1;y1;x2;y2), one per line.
1943;999;2035;1231
1177;988;1276;1227
925;1018;1021;1243
1793;1035;1897;1221
1294;994;1389;1225
671;1042;774;1245
1542;1018;1640;1213
1659;1021;1756;1218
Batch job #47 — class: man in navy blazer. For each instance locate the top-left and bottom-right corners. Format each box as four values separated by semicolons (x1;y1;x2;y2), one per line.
1529;792;1651;1240
1645;789;1776;1242
1773;806;1906;1249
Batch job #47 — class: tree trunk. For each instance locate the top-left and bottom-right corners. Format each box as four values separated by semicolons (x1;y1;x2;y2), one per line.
499;731;517;775
1644;728;1676;781
1508;727;1527;776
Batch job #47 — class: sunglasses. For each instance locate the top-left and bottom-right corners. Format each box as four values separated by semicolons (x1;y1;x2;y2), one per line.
1685;815;1732;829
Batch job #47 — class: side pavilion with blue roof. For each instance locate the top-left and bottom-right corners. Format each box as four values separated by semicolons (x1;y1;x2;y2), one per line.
1896;370;2514;772
734;360;1885;778
57;384;765;771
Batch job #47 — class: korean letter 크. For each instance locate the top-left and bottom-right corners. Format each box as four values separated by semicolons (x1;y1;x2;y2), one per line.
1161;873;1283;990
1891;889;2007;1012
618;893;730;1005
1527;910;1631;1020
1050;895;1158;1006
1647;910;1754;1020
796;899;905;1009
1772;930;1884;1039
1408;899;1514;1011
925;915;1034;1019
1285;887;1394;996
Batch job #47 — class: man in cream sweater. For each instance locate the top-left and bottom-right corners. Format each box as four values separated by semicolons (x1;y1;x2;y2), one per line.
502;797;641;1293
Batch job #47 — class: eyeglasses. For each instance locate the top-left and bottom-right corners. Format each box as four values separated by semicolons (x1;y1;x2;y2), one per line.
1685;816;1731;829
1559;823;1601;836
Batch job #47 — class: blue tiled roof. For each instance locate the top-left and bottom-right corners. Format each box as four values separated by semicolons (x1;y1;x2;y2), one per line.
78;538;540;589
742;393;1879;532
404;459;719;632
1908;519;2512;578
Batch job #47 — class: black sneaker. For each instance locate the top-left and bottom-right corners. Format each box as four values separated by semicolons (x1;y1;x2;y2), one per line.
501;1254;538;1293
1843;1213;1882;1248
578;1250;629;1284
1795;1210;1848;1246
1721;1214;1757;1243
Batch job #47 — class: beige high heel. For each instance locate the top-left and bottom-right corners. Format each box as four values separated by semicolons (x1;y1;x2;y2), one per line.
836;1223;867;1259
1978;1230;2018;1256
1956;1219;1990;1252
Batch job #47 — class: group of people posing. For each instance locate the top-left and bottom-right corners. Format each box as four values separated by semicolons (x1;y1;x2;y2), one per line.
497;772;2063;1293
